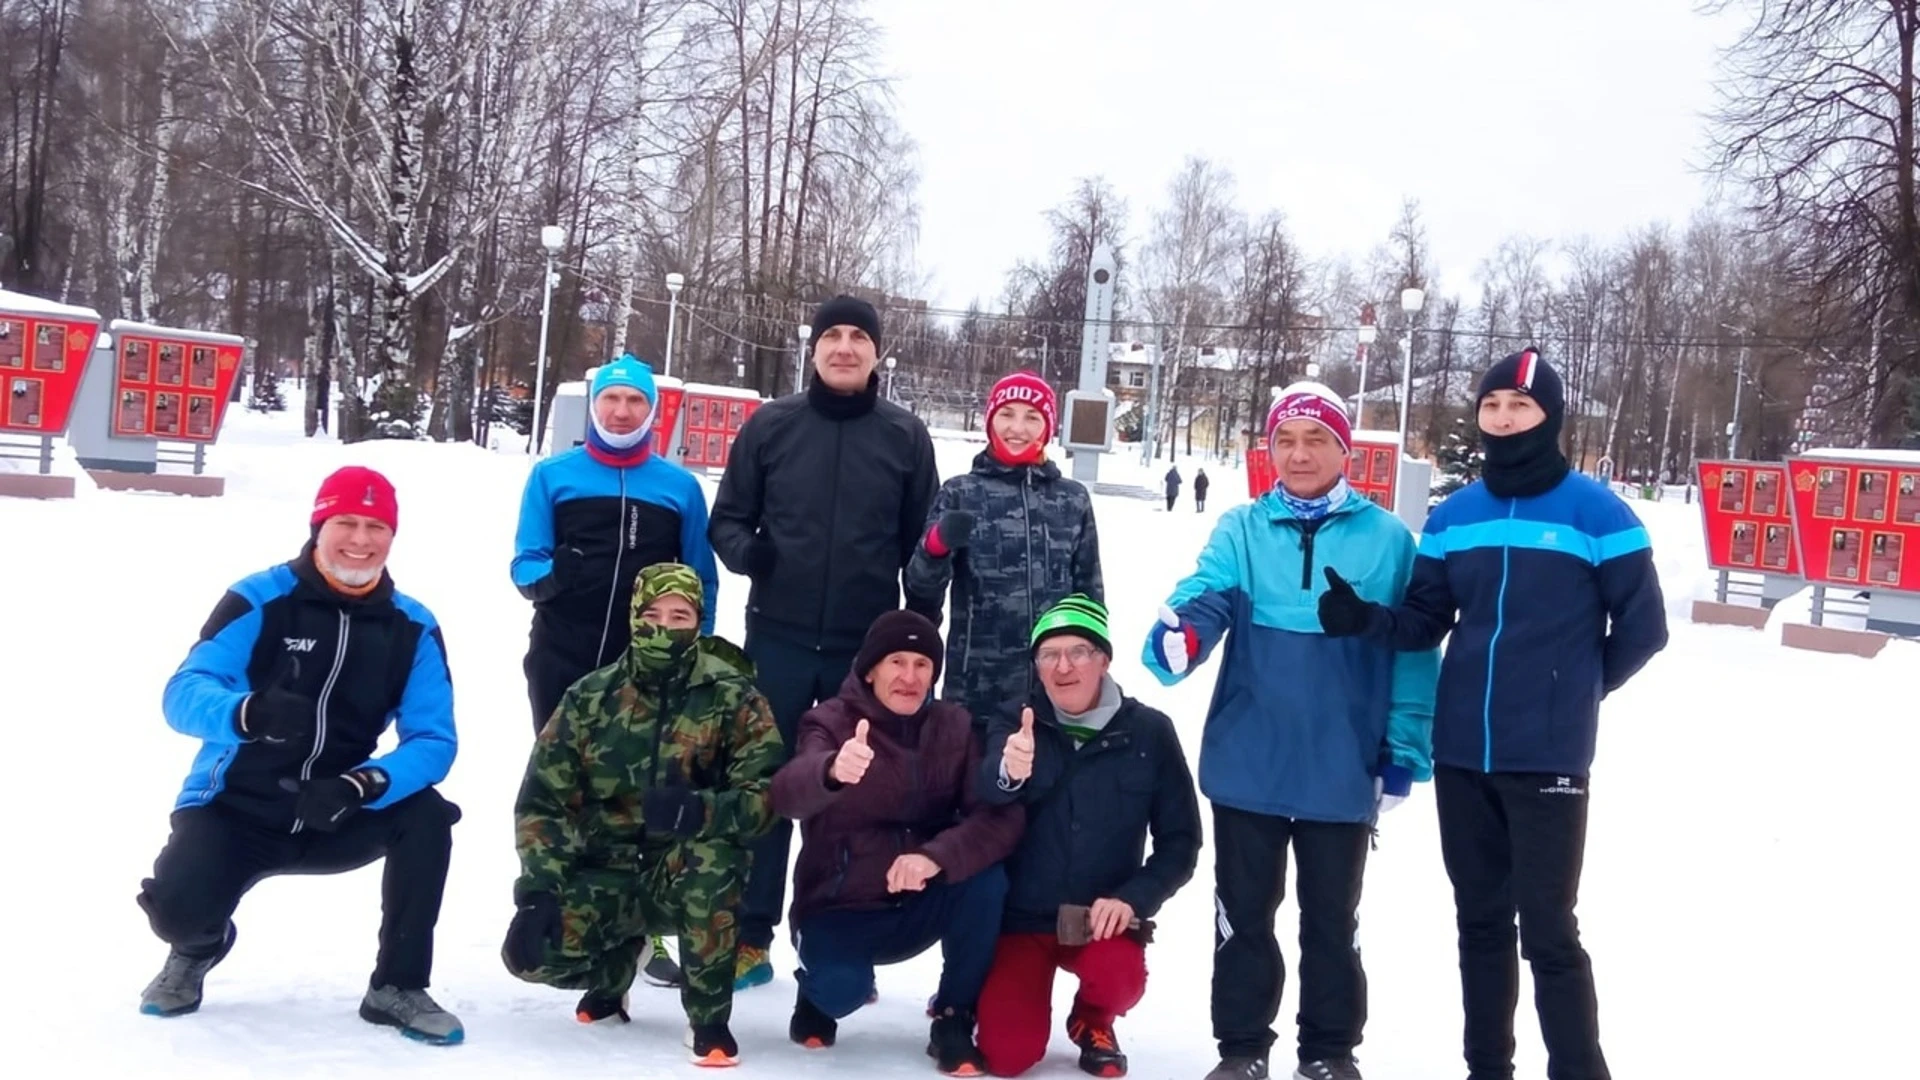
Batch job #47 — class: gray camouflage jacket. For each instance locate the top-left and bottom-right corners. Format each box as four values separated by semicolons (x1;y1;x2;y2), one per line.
904;451;1103;728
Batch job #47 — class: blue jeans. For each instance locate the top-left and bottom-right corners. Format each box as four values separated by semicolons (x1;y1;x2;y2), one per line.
793;864;1008;1019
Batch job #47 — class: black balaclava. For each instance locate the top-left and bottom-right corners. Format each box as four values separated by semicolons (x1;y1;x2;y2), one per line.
1477;345;1570;499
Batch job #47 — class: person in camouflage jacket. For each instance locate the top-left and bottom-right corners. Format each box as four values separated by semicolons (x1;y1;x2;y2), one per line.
904;372;1103;729
501;562;783;1067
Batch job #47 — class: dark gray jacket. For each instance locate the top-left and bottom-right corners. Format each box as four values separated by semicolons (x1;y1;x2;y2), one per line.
904;451;1102;725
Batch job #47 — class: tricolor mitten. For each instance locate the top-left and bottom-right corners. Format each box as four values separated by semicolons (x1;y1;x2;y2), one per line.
1149;604;1199;676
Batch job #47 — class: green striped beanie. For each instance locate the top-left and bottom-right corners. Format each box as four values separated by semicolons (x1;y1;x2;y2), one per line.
1030;594;1112;658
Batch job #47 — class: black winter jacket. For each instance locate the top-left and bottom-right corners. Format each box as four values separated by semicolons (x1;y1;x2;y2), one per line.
904;452;1101;724
978;688;1201;935
708;374;940;650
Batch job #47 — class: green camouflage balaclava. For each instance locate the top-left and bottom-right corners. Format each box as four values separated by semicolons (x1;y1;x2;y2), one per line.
628;562;704;675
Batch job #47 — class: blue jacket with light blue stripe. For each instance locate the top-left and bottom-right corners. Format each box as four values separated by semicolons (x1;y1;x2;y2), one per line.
1378;474;1668;776
511;447;718;638
1143;491;1440;824
166;553;457;832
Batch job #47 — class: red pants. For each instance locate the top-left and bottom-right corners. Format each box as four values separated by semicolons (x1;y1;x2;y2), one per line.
976;931;1148;1078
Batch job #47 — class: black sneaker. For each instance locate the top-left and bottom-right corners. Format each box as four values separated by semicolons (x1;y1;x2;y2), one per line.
686;1021;740;1067
1067;1014;1128;1077
1293;1059;1362;1080
574;989;630;1024
1205;1058;1270;1080
926;1004;985;1077
789;988;837;1049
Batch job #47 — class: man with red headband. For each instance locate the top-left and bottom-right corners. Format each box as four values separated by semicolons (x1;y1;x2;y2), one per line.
135;466;464;1046
1144;383;1438;1080
904;370;1103;730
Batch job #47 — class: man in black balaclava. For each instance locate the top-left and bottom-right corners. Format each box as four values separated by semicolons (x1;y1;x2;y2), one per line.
1315;346;1668;1080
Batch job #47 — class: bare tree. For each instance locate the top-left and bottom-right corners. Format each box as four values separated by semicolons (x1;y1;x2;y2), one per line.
1140;155;1241;459
1709;0;1920;444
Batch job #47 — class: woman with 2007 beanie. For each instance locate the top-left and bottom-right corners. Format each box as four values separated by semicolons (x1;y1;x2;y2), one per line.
904;370;1104;732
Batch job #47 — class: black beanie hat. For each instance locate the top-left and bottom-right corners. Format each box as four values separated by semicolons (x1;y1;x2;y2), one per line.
810;294;883;353
854;609;943;682
1477;345;1565;425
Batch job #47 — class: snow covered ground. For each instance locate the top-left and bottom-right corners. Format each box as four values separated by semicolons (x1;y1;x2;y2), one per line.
2;400;1911;1078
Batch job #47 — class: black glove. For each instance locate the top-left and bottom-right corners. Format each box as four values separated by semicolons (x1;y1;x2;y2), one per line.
279;768;388;832
503;891;563;974
643;786;707;838
1317;567;1381;638
930;510;976;555
746;534;777;578
236;687;315;746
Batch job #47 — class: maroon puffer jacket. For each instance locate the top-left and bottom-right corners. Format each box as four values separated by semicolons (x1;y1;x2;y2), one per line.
770;672;1025;925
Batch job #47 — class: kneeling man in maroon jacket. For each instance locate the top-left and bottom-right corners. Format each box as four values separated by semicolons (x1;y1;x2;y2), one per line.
771;609;1025;1077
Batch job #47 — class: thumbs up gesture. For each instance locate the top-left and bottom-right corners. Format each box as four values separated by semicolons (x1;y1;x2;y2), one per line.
1003;707;1037;783
830;719;876;786
1317;567;1377;638
1150;604;1196;676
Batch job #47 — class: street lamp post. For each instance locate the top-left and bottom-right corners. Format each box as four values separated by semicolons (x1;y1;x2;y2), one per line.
1355;321;1379;429
884;356;897;401
530;224;565;455
1720;322;1751;458
663;272;684;378
1022;332;1049;382
1396;287;1425;450
794;323;811;394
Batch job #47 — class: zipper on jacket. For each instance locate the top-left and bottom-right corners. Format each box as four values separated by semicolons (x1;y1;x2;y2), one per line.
1298;519;1326;590
816;423;846;642
595;469;629;667
1021;469;1038;653
293;610;350;834
1482;500;1518;772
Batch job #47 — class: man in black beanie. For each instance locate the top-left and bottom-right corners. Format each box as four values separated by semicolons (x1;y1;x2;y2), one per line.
768;608;1022;1076
1318;346;1667;1080
708;294;941;990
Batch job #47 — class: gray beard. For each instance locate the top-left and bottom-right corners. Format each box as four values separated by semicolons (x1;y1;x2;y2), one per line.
320;557;382;587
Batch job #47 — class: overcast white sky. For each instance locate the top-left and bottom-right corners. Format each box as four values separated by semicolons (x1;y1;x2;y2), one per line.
868;0;1749;311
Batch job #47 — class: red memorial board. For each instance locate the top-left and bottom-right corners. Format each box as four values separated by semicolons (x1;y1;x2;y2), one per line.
1785;454;1920;592
0;294;100;435
110;322;245;442
1695;459;1801;576
680;388;763;469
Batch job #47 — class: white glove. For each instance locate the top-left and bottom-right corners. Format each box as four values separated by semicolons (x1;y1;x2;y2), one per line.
1154;604;1191;675
1373;776;1407;815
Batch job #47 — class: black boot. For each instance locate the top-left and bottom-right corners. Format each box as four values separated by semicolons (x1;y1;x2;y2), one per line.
790;987;837;1049
574;989;630;1024
1067;1014;1128;1077
686;1020;739;1066
927;1004;985;1076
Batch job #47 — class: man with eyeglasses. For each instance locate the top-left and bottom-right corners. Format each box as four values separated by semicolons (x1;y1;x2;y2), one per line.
974;595;1201;1079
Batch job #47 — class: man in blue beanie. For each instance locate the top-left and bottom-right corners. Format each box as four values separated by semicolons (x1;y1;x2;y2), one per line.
1318;346;1668;1080
509;353;720;991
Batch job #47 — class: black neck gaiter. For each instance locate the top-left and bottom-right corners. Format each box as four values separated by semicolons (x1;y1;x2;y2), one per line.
1481;418;1571;499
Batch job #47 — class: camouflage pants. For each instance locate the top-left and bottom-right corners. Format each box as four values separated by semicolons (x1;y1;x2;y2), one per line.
507;840;746;1024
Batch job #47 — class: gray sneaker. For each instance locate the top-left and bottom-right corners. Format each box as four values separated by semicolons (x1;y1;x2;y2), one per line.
1295;1060;1362;1080
1205;1059;1269;1080
359;985;464;1045
139;923;236;1017
640;934;685;988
